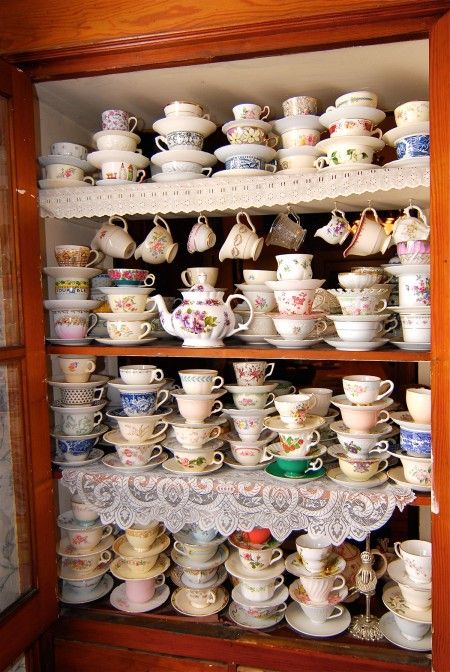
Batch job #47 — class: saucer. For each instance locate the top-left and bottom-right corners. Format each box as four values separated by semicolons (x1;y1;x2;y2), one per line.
212;169;272;178
390;412;430;432
264;337;322;349
43;267;101;280
232;583;289;609
263;415;324;433
390;340;430;351
94;337;157;346
171;586;229;617
60;574;114;605
383;156;430;169
153;172;207;182
387;466;430;492
378;612;431;652
387;559;432;591
95;179;141;186
39;178;93;189
382;585;432;624
285;551;345;578
44;299;100;311
110;583;170;613
324;338;389;351
224;454;273;471
173;529;227;547
171;544;229;570
265;462;326;482
275;168;316;175
235;334;275;345
102;452;168;472
110;553;170;581
228;601;285;629
46;337;94;348
267;443;327;460
151;149;217;168
58;559;111;581
113;532;170;559
225;551;285;581
162;458;223;477
58;534;114;557
319;105;386;128
272;115;324;134
170;564;228;589
326;466;388;489
39;154;93;171
52;448;104;468
318;163;381;172
285;601;351;637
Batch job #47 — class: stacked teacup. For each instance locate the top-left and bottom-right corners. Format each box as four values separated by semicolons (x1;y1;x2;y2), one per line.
387;387;431;491
225;529;287;629
57;507;114;604
215;103;277;177
286;532;350;637
234;269;278;340
88;108;150;185
151;101;217;182
170;523;230;617
104;365;171;470
317;90;385;170
327;375;394;487
391;205;430;266
162;369;227;475
266;253;328;347
382;100;429;166
272;95;324;173
49;355;108;465
38;141;94;189
382;539;431;649
96;276;157;344
109;520;171;613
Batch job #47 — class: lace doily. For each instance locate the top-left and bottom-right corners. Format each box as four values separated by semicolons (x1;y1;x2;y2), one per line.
39;165;429;220
61;464;415;544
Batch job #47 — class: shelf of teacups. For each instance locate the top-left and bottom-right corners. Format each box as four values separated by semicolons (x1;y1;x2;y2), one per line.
38;164;430;220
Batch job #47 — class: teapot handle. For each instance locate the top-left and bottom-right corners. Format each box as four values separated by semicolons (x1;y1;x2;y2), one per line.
153;214;171;234
225;295;254;336
108;215;128;231
236;211;256;233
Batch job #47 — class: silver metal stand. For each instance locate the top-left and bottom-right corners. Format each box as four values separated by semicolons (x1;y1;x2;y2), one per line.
349;533;384;641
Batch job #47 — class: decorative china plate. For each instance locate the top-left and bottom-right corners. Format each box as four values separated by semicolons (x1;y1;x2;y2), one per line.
110;582;170;614
390;340;430;351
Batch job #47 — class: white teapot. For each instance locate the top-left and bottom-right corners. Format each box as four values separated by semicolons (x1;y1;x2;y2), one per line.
152;275;254;347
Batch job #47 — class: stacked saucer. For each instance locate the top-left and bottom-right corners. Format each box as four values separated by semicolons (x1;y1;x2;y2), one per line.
382;100;429;168
39;141;94;189
95;285;157;346
272;95;324;174
233;269;278;344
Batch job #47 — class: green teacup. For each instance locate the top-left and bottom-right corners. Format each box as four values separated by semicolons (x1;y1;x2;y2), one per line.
275;455;323;477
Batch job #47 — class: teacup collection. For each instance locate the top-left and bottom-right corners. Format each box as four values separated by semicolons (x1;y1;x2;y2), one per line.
38;141;95;189
272;95;323;174
382;101;430;167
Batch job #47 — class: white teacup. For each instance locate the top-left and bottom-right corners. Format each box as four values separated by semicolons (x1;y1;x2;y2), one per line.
186;587;217;609
187;215;216;253
231;445;272;466
178;369;224;394
240;576;284;602
406;387;431;424
332;316;398;342
242;269;277;285
393;614;431;642
51;141;88;160
231;390;275;410
173;541;217;563
300;574;346;604
91;215;136;259
300;602;344;624
232;103;270;121
276;253;313;280
219;211;264;262
394;540;432;585
182;567;217;586
106;320;151;340
105;290;155;313
171;423;221;449
71;494;99;527
295;533;332;574
314;209;350;245
171;447;224;472
134;215;178;265
181;267;218;287
174;395;224;424
298;388;333;417
397;582;432;612
400;312;431;344
46;163;85;181
58;355;96;383
119;364;164;385
101;162;145;182
65;524;113;552
274;393;316;427
238;546;283;572
59;407;103;436
343;375;394;405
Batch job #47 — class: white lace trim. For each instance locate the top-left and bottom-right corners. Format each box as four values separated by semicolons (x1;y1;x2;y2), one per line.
61;465;415;544
39;165;430;220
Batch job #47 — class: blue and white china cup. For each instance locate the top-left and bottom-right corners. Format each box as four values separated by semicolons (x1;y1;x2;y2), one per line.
225;155;276;172
400;426;431;457
155;131;204;152
120;388;169;416
57;436;99;461
395;133;430;160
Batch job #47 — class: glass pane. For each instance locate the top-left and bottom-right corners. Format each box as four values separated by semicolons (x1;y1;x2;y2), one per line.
0;362;33;615
0;94;22;346
5;654;27;672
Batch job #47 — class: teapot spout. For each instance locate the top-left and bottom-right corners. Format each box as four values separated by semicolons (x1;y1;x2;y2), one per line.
152;294;176;336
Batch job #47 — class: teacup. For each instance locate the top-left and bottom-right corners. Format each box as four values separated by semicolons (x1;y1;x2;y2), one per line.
233;361;275;386
186;587;217;609
95;133;139;152
173;541;217;563
119;364;164;385
173;394;223;424
243;269;277;285
394;100;429;126
394;539;432;584
229;413;268;442
266;211;307;250
240;576;284;602
224;122;276;146
274;393;317;427
335;90;378;108
329;118;380;137
118;554;159;576
57;436;99;461
331;290;387;316
125;522;164;551
282;96;317;116
338;454;389;482
331;423;390;457
106;320;151;341
281;128;321;149
64;575;103;592
300;573;346;604
314;209;350;245
397;582;432;612
164;101;207;118
273;288;317;315
272;380;296;396
134;215;178;265
162;161;208;174
155;131;204;151
231;445;272;466
273;455;323;477
406;388;431;424
295;533;332;574
178;369;224;394
58;384;104;406
65;524;113;552
332;316;398;342
395;133;429;160
45;163;85;181
71;494;99;527
399;427;431;457
182;567;217;586
102;109;138;132
237;603;287;621
187;215;216;253
276;254;313;280
101;162;145;182
393;614;431;642
271;314;328;340
225;156;276;172
272;426;321;457
125;575;165;603
400;312;431;344
106;409;169;443
300;602;345;624
334;404;390;434
238;546;283;572
314;142;374;169
343;207;392;258
181;267;218;287
219;211;264;262
343;375;394;405
54;245;103;268
62;550;112;576
58;355;96;383
55;278;89;301
278;153;316;171
104;290;155;313
232;103;270;120
298;388;332;417
231;390;275;410
171;423;221;449
51;141;88;160
52;309;98;340
91;273;113;289
170;446;224;472
91;215;136;260
119;389;169;416
185;525;218;544
58;407;103;436
114;442;163;466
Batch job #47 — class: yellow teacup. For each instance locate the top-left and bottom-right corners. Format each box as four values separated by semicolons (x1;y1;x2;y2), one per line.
338;455;388;482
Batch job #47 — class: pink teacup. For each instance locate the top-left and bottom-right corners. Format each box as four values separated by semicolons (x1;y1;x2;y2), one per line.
125;575;165;603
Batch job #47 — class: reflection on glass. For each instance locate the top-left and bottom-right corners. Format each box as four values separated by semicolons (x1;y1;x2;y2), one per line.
5;655;27;672
0;364;32;614
0;94;21;346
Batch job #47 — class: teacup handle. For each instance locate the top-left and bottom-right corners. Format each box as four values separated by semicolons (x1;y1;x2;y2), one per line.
128;116;138;133
93;386;104;401
173;541;189;557
137;169;146;182
212;451;224;465
153;214;171;234
315;319;328;336
202;112;210;120
394;541;403;559
151;421;169;440
93;412;103;427
264;392;276;408
260;446;274;463
269;548;283;565
135;148;143;154
146;298;157;311
86;313;99;335
138;322;152;339
273;603;287;614
155;574;166;587
100;524;113;540
236;211;256;233
225;295;254;336
265;162;277;173
211;375;225;391
274;575;284;589
155;389;169;409
201;167;213;177
326;106;337;112
83;176;95;185
369;440;390;454
371;549;388;579
266;135;278;148
330;575;346;592
264;362;275;379
86;249;104;267
328;605;344;620
314;157;328;170
370;128;383;139
305;456;323;473
360;206;379;223
99;550;112;565
210;400;224;415
260;105;270;120
155;136;169;151
181;270;192;287
374;299;388;313
404;204;427;225
381;316;398;335
374;458;389;475
151;368;164;382
108;215;129;232
208;427;221;440
307;430;321;449
150;445;163;459
143;273;156;287
376;410;390;425
332;208;348;221
377;380;394;400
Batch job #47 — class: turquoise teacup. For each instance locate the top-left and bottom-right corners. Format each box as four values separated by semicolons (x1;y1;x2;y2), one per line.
275;455;323;477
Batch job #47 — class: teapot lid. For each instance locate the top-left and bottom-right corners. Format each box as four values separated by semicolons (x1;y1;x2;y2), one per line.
188;273;215;292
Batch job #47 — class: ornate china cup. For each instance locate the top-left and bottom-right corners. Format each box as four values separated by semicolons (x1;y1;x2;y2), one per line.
298;388;333;417
171;390;225;424
300;573;346;605
168;446;224;472
331;395;393;433
61;550;112;576
119;364;164;385
235;602;287;621
100;287;155;314
343;207;391;258
58;355;97;383
237;546;283;572
394;539;432;585
93;130;140;152
342;375;394;405
282;96;318;116
231;445;272;466
335;90;378;108
51;141;88;160
337;453;389;481
182;524;219;544
226;407;276;442
329;288;387;316
103;432;163;466
62;524;113;552
399;426;431;457
273;288;317;315
295;533;332;574
71;495;99;527
107;268;155;287
120;388;169;416
134;215;178;265
233;360;275;386
329;118;378;137
106;408;170;443
125;522;164;551
406;387;431;424
171;423;222;449
240;575;285;602
56;436;99;461
396;581;432;612
173;541;217;563
231;390;275;410
243;269;277;285
395;133;430;159
269;313;328;340
222;119;275;146
338;272;380;289
239;287;277;313
394;101;429;125
178;368;224;395
263;415;324;457
330;421;391;457
276;254;313;281
274;393;317;427
281;128;321;149
53;405;104;436
397;241;430;266
155;130;205;151
397;453;431;487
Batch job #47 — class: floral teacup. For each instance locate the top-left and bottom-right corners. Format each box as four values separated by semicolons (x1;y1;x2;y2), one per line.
238;546;283;572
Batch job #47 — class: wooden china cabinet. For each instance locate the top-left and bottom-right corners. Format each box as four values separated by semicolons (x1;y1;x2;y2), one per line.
0;1;449;671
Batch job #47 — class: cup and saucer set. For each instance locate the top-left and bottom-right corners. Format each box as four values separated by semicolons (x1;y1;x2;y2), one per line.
38;140;95;189
382;100;430;169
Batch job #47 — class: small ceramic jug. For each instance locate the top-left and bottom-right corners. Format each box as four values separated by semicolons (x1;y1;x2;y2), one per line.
135;215;179;264
315;209;350;245
392;205;430;244
218;211;264;262
91;215;136;259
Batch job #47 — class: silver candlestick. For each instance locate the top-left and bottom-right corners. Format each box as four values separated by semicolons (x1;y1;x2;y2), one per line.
349;533;384;641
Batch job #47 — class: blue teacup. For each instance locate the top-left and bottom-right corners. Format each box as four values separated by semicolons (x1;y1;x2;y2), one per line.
400;427;431;457
185;524;218;543
225;155;276;172
57;436;98;462
120;388;169;416
395;133;430;160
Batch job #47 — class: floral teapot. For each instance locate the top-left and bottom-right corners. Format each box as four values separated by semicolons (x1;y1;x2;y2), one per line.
152;275;254;347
